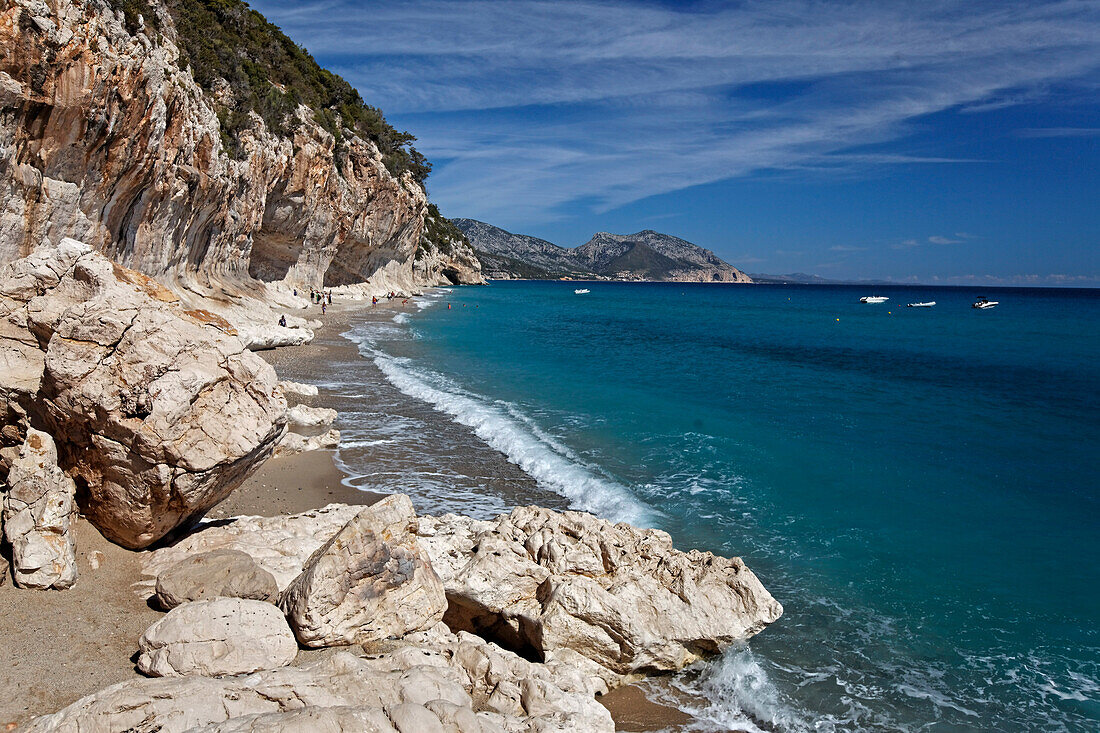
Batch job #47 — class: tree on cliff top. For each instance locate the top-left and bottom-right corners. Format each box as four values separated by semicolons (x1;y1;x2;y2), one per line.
110;0;430;183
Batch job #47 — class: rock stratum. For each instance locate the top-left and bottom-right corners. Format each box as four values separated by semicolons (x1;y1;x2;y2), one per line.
0;0;482;347
455;218;753;283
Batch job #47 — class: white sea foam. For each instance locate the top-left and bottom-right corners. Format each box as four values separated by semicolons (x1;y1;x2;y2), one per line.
665;646;821;733
348;335;653;526
338;438;396;449
392;312;410;324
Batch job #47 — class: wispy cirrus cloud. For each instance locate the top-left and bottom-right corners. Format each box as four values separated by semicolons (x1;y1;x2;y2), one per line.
894;234;974;249
251;0;1100;227
1015;127;1100;137
938;273;1100;286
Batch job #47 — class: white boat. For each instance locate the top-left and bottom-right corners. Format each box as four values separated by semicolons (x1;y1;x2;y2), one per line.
574;288;590;294
860;296;889;303
907;301;936;308
972;296;998;309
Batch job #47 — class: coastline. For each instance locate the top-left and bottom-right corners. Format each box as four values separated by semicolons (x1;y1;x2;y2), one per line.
255;295;696;731
0;294;688;729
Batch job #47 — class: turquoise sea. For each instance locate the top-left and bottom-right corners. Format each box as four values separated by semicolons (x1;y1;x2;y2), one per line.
341;281;1099;731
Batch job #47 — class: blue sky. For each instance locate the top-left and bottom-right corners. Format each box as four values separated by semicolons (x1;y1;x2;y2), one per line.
249;0;1100;285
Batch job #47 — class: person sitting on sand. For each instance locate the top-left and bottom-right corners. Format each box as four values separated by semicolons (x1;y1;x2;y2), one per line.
278;315;286;327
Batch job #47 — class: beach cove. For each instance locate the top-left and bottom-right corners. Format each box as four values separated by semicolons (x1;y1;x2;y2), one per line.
0;252;780;731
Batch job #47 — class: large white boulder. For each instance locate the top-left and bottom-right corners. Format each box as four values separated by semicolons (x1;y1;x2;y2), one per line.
2;428;77;589
279;495;447;647
136;598;298;678
418;505;783;684
0;241;288;549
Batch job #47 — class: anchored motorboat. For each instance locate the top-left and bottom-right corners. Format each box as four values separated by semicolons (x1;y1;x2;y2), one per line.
907;301;936;308
574;288;590;294
972;296;998;309
860;295;889;303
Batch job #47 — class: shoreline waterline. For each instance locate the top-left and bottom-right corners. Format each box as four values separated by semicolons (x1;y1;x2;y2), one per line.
342;280;1100;731
256;294;707;730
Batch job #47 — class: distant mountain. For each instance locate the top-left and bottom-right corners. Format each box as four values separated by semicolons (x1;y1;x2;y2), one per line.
748;272;841;284
450;219;592;279
454;220;751;283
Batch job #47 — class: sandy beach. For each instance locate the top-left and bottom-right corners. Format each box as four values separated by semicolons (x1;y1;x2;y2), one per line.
0;298;689;730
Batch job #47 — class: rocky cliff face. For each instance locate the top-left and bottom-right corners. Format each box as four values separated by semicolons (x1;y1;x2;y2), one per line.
414;205;483;286
455;219;752;283
0;0;480;326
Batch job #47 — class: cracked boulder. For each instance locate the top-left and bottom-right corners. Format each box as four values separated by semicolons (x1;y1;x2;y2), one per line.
2;428;77;589
418;505;783;685
280;494;448;648
154;549;279;610
0;240;287;548
137;598;299;678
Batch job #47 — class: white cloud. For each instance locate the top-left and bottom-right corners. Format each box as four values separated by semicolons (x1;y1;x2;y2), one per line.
941;273;1100;286
250;0;1100;225
1016;127;1100;137
928;235;963;245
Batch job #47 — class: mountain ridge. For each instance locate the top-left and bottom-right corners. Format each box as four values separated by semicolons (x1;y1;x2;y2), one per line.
454;219;752;283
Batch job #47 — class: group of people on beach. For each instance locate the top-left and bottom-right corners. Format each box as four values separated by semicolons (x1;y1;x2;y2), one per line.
281;287;334;320
371;291;406;306
303;288;331;314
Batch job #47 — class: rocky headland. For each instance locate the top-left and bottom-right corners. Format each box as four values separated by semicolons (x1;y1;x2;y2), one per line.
0;0;781;729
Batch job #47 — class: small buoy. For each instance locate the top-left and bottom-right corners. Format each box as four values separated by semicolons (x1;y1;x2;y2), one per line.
836;318;840;321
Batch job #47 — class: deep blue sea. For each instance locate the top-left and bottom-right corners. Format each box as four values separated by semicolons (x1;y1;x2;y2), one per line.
342;281;1100;732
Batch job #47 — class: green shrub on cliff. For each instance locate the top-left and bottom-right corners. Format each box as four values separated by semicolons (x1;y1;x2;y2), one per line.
108;0;430;182
419;204;468;259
